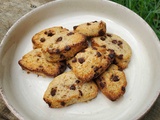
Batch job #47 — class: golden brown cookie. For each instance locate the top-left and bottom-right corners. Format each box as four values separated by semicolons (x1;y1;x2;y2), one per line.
73;21;106;37
32;26;69;49
43;71;98;108
91;33;132;69
42;31;88;62
67;47;115;83
95;64;127;101
18;48;66;77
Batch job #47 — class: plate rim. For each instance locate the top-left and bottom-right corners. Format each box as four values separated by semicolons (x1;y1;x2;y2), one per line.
0;0;160;120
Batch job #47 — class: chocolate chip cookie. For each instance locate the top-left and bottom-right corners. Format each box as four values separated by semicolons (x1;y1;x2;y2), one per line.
42;31;88;62
67;47;115;83
32;26;69;49
73;20;106;37
18;48;66;77
95;64;127;101
43;71;98;108
91;33;132;69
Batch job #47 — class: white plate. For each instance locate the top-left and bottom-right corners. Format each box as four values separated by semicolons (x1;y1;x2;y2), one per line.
0;0;160;120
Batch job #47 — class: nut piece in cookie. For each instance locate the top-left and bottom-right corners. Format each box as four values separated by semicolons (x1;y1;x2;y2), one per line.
91;33;132;69
95;64;127;101
42;31;88;62
18;48;66;77
32;26;69;49
43;71;98;108
67;47;114;83
73;20;106;37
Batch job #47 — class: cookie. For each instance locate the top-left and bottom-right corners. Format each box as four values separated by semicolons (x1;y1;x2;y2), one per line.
67;47;115;83
95;64;127;101
32;26;69;49
91;33;132;69
43;71;98;108
73;21;106;37
42;31;88;62
18;48;66;77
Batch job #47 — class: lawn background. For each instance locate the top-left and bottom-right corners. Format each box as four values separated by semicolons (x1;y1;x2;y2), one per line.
111;0;160;40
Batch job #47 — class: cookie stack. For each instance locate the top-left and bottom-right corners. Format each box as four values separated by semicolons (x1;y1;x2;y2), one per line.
18;21;132;108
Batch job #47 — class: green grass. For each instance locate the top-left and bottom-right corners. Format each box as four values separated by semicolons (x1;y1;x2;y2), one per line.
111;0;160;40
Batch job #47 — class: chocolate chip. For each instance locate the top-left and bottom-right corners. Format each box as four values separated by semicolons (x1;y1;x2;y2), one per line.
73;25;78;30
96;52;101;57
37;58;39;61
70;84;76;90
98;29;105;36
72;58;77;63
109;53;115;59
40;38;45;42
60;54;65;59
48;31;54;37
75;80;80;84
100;36;106;41
87;23;91;25
65;46;71;51
79;90;83;96
44;31;47;34
48;33;54;37
118;41;123;46
59;64;66;73
61;101;66;106
56;37;62;42
113;59;117;64
92;47;97;50
101;45;106;48
55;49;60;54
117;54;123;59
67;32;74;36
51;88;56;96
118;66;123;71
94;66;99;72
99;82;106;89
78;57;85;64
112;40;117;44
107;49;114;53
39;65;43;69
107;33;112;37
111;75;119;82
121;86;125;92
